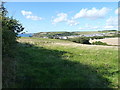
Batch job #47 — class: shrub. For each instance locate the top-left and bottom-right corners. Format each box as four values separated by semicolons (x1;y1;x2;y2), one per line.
1;3;24;54
79;37;90;44
69;37;90;44
92;41;108;45
90;36;105;40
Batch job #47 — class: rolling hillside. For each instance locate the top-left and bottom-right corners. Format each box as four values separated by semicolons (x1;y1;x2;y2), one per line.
5;37;117;88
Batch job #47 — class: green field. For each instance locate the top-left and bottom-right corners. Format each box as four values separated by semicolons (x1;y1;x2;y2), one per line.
3;37;119;88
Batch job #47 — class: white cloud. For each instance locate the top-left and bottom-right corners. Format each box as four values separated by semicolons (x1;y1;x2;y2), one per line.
79;24;100;30
21;10;43;21
106;16;118;26
104;26;117;29
103;16;118;30
26;15;42;20
74;7;110;19
78;17;118;30
21;10;32;16
78;26;99;30
52;13;68;24
79;26;100;30
67;19;79;26
115;8;120;15
52;13;79;26
115;8;118;14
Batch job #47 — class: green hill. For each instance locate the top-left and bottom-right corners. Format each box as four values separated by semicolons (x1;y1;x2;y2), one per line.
3;37;118;88
33;30;118;38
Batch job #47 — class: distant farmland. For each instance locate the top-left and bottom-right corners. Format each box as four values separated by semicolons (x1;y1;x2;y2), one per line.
90;37;119;45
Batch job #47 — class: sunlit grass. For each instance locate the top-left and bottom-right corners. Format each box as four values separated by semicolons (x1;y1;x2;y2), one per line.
8;37;119;88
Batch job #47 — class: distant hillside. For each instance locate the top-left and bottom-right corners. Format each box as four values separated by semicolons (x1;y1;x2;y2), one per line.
98;30;118;33
100;30;117;32
33;32;79;38
33;30;118;38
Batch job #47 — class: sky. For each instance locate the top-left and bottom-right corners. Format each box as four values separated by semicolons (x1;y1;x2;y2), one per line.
5;2;119;33
2;0;120;2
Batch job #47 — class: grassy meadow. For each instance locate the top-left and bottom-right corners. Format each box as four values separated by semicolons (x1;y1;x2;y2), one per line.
3;37;119;88
2;1;119;88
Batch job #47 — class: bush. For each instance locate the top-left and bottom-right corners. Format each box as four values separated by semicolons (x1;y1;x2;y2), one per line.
1;3;24;54
92;41;108;45
90;36;105;40
79;37;90;44
69;37;90;44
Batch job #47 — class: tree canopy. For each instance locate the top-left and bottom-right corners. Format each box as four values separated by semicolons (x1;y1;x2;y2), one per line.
1;2;24;54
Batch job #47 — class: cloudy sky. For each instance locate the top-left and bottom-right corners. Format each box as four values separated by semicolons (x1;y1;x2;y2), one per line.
5;2;118;33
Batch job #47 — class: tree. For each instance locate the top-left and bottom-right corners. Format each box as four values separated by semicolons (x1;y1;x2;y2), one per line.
1;2;24;54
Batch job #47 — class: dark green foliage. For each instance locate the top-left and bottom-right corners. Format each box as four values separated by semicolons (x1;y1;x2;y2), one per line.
69;37;90;44
102;30;117;32
48;35;54;39
1;3;24;54
59;32;79;36
92;41;108;45
90;36;104;40
0;2;8;17
79;37;90;44
33;32;79;38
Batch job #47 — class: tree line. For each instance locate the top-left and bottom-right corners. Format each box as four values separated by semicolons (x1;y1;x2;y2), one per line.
1;2;24;55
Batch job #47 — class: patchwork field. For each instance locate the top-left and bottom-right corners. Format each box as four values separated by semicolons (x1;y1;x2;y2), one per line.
5;37;118;88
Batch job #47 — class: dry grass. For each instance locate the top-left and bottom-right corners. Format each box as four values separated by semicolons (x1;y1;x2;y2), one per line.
17;37;118;50
89;37;119;45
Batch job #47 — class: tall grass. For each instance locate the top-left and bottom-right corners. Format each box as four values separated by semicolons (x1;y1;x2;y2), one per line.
3;37;119;88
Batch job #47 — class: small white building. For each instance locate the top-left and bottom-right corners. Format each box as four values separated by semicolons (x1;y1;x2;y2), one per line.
59;36;68;39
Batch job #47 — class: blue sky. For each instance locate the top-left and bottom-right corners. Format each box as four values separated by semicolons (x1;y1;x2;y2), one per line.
5;2;118;33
